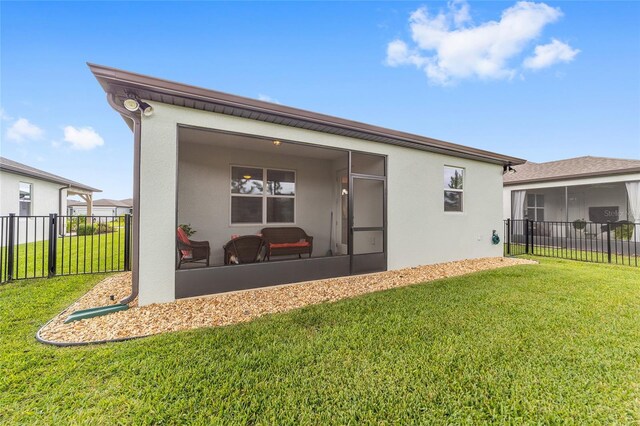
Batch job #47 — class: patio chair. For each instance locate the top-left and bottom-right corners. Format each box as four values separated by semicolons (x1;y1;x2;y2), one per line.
176;227;210;269
223;235;266;265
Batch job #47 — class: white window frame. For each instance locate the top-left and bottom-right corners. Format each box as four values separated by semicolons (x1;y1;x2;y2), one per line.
443;166;464;213
19;181;33;216
526;193;545;221
229;165;296;226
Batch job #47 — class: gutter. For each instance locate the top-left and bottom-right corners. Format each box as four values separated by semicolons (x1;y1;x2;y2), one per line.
106;93;140;305
58;185;71;235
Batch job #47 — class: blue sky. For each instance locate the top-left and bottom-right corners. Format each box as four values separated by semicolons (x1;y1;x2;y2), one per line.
1;1;639;200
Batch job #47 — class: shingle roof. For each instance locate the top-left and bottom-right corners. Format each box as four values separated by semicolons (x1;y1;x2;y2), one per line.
68;198;132;207
0;157;101;192
503;156;640;185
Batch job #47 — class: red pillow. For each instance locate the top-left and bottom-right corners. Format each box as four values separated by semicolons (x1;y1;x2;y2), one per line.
176;227;192;258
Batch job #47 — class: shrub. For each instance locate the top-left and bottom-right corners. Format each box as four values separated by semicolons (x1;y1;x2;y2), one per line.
66;216;87;233
94;222;114;234
76;224;96;235
614;223;635;240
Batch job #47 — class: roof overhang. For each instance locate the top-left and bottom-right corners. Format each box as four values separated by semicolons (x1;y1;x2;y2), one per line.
0;163;101;193
88;63;526;166
503;167;640;186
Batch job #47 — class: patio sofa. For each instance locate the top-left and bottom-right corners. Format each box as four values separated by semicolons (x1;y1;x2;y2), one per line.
261;227;313;260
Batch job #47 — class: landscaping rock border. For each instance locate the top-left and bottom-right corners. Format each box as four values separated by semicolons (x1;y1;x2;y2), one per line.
38;257;536;345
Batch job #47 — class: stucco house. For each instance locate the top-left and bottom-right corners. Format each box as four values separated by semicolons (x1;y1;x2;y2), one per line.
68;198;133;216
1;157;100;243
89;63;524;306
1;156;100;218
503;157;640;237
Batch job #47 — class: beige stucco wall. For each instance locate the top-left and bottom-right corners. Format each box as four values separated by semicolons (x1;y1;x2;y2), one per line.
138;101;505;305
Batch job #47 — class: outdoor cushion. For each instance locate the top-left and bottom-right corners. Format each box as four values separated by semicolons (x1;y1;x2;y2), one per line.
176;227;192;258
269;241;311;249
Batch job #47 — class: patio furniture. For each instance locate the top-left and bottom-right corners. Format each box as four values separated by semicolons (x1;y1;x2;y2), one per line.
261;227;313;260
223;235;266;265
176;227;210;269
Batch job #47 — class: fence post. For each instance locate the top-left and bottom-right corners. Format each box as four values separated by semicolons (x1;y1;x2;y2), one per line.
606;223;612;264
7;214;15;281
525;219;530;254
506;219;511;255
48;214;58;278
124;214;131;271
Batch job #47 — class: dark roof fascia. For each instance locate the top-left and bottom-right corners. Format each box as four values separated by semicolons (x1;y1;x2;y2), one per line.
503;167;640;186
88;63;526;166
0;162;101;193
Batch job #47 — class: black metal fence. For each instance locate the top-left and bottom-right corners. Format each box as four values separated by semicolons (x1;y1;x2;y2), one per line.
1;214;131;284
504;219;639;267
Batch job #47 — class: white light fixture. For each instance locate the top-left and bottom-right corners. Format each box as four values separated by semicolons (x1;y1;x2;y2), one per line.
123;98;139;112
243;175;252;179
273;140;282;146
123;98;153;116
139;101;154;116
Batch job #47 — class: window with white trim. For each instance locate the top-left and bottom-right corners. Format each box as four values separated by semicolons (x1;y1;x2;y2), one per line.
444;166;464;212
231;166;295;224
526;194;544;221
19;182;32;216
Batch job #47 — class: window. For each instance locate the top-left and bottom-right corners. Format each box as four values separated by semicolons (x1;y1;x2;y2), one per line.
444;166;464;212
19;182;32;216
526;194;544;221
230;166;295;224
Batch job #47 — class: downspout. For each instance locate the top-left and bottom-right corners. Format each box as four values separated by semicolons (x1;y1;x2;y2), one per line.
107;93;141;305
58;185;70;235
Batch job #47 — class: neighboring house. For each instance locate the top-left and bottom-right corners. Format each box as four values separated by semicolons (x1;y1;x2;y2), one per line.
0;156;100;242
68;198;133;216
503;156;640;236
90;64;524;306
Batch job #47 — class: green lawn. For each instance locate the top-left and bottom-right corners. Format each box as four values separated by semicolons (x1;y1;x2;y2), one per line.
1;258;639;424
505;243;639;267
0;227;127;282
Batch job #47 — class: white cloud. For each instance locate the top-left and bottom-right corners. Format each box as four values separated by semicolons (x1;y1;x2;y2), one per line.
386;40;427;67
523;38;580;69
450;0;471;27
63;126;104;150
6;118;44;142
257;94;280;104
386;1;575;85
0;108;12;121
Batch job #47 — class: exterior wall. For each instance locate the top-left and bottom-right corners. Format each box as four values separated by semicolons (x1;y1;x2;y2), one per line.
0;170;68;244
503;175;640;222
177;143;338;265
1;170;67;216
138;102;505;305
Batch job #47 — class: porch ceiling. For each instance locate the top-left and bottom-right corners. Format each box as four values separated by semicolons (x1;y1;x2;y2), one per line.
179;127;346;160
88;63;525;166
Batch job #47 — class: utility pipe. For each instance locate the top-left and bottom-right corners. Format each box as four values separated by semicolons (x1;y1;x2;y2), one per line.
106;93;141;305
58;184;71;235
